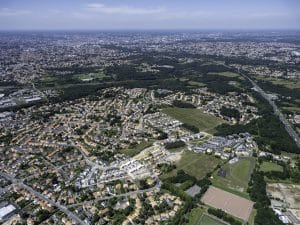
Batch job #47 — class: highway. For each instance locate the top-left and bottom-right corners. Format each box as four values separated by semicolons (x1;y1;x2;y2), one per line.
225;64;300;148
0;172;88;225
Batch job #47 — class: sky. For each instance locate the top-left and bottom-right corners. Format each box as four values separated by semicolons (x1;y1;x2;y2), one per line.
0;0;299;30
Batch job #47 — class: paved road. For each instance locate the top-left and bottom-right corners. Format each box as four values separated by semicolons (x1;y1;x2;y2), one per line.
225;64;300;148
0;172;88;225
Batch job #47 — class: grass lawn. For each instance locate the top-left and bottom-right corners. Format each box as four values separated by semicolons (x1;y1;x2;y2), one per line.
211;157;256;199
160;150;223;180
256;76;300;90
38;72;108;85
186;207;205;225
121;141;153;157
260;161;283;173
248;209;257;225
281;151;300;159
188;81;206;87
40;74;58;83
208;71;241;78
272;80;300;89
73;72;108;81
282;106;300;114
162;107;225;134
198;214;227;225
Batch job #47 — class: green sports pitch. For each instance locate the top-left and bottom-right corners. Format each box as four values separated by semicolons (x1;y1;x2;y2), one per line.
197;214;227;225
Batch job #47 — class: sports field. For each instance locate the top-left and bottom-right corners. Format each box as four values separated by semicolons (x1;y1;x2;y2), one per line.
186;208;227;225
198;214;227;225
162;107;224;134
160;150;223;180
211;157;256;198
201;186;254;221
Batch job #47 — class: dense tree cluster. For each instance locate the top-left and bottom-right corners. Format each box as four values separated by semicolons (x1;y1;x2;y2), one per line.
35;209;51;224
216;92;300;154
256;79;300;101
172;100;196;108
157;163;176;173
92;150;116;163
247;170;285;225
106;198;135;225
75;124;89;135
165;140;186;149
220;106;241;121
259;157;300;183
162;182;195;225
0;132;12;145
207;208;242;225
161;169;212;225
181;123;199;133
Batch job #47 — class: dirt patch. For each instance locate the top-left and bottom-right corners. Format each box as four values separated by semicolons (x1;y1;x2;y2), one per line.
267;183;300;209
165;151;182;163
201;186;254;221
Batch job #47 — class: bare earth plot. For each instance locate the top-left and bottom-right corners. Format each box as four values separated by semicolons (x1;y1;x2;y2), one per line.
267;183;300;223
267;183;300;208
201;186;254;221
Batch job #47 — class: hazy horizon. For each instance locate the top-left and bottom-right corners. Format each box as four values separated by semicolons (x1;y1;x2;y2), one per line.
0;0;299;31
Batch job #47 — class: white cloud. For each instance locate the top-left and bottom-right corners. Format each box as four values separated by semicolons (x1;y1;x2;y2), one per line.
86;3;165;15
0;8;31;16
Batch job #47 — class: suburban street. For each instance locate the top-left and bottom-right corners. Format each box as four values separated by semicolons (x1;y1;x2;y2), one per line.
0;170;162;224
0;172;88;225
67;176;162;208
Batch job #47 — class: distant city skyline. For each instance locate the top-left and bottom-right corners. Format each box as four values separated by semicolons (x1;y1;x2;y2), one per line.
0;0;299;30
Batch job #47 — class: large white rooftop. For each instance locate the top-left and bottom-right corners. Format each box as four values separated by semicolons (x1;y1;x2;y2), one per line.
0;204;16;220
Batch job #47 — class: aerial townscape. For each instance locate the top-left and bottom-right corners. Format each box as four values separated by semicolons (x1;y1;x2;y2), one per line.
0;1;300;225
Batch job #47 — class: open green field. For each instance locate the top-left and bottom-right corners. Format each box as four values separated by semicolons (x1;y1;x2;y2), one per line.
256;76;300;90
198;214;227;225
282;106;300;114
162;107;225;134
188;80;206;87
281;151;300;159
186;207;205;225
39;71;108;85
260;161;283;173
248;209;257;225
211;157;256;199
209;71;241;78
160;150;223;180
121;141;153;157
73;72;108;81
187;209;227;225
